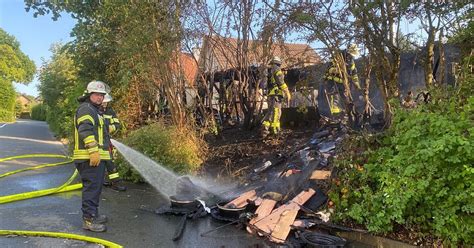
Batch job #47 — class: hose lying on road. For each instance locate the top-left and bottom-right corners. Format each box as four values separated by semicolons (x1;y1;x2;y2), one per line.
0;154;123;247
0;153;70;163
0;230;123;248
0;154;81;204
0;154;72;178
0;170;81;204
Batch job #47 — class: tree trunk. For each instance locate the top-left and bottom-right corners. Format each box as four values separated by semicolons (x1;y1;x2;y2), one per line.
375;65;392;127
425;27;436;87
363;59;372;116
438;29;445;86
388;49;401;98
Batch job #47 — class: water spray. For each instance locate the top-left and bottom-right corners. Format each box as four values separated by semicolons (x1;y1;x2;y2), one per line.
110;139;231;204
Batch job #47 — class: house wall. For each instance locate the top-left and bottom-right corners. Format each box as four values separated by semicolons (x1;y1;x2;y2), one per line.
185;87;198;107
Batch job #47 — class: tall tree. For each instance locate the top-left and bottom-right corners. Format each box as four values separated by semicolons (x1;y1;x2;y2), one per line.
349;0;409;126
267;0;364;125
407;1;471;87
0;28;36;84
38;43;81;137
0;28;36;122
26;0;186;128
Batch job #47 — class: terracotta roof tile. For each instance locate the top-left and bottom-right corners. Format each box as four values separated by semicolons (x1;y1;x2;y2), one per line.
179;53;198;86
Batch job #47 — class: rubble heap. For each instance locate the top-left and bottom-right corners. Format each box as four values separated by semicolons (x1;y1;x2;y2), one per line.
157;124;362;246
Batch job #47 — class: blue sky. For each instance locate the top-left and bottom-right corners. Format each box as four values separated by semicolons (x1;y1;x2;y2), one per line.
0;0;76;97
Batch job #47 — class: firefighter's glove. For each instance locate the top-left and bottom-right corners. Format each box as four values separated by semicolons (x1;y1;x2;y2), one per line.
89;150;101;167
109;125;116;133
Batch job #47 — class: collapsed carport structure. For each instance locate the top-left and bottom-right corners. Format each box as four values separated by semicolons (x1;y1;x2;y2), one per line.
192;37;462;129
192;35;321;127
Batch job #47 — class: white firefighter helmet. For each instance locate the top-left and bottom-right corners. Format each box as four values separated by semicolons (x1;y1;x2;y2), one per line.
86;80;109;94
103;94;113;103
271;56;282;65
348;44;360;57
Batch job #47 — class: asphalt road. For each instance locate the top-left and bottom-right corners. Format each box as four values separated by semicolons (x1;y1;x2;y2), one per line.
0;120;266;248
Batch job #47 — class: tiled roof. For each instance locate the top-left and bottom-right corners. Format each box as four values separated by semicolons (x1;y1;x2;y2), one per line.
179;53;198;86
16;95;32;105
202;36;321;71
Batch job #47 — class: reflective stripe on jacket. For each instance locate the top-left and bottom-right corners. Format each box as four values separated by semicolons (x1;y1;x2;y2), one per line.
103;107;120;134
268;69;288;97
73;101;111;161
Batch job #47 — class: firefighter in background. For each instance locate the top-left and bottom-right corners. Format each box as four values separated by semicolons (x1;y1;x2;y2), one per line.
261;56;291;137
101;94;126;191
323;44;361;121
73;80;111;232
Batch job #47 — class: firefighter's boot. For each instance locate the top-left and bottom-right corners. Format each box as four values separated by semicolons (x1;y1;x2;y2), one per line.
111;180;127;191
83;217;107;232
95;214;108;224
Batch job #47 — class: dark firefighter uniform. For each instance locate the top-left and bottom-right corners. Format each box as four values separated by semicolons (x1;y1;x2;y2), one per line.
323;50;360;116
262;68;288;135
102;107;122;184
73;100;111;220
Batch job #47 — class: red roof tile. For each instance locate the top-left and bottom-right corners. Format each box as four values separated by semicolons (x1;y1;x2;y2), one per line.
179;53;198;86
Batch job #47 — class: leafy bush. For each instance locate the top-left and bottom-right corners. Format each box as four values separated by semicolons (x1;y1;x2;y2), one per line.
115;122;206;182
0;80;16;122
31;104;48;121
46;97;78;139
330;59;474;245
0;109;14;122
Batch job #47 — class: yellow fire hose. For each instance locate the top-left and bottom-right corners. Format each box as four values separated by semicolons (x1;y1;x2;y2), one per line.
0;160;72;178
0;154;81;204
0;153;71;162
0;153;123;248
0;230;122;248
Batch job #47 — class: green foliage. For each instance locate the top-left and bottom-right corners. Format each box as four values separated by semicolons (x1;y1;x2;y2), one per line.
448;11;473;56
0;28;34;122
331;63;474;245
26;1;184;127
31;104;48;121
0;79;16;122
115;122;205;182
0;109;14;122
0;28;36;84
38;43;82;138
293;12;314;23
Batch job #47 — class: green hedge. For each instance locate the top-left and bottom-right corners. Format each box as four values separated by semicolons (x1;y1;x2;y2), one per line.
0;109;14;122
31;103;48;121
46;104;74;139
0;80;16;122
115;122;205;182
